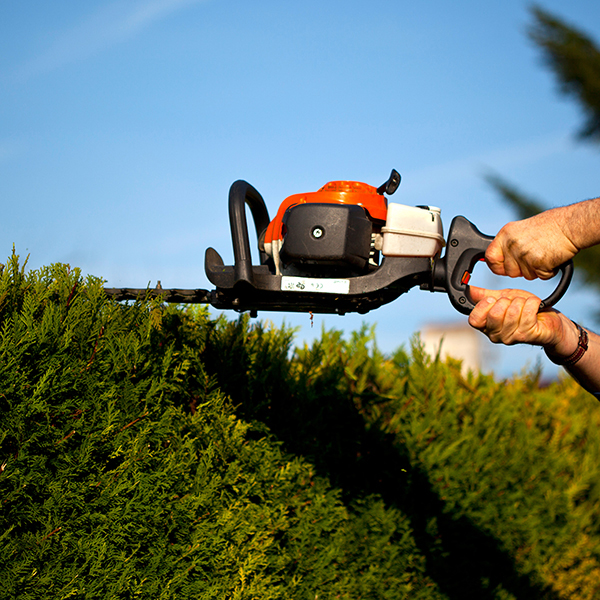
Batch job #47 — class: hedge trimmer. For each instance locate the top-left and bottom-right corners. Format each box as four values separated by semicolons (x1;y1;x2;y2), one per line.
104;170;573;316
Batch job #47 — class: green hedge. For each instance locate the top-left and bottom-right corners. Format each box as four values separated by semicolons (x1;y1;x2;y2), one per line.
0;255;442;600
3;254;600;599
188;306;600;599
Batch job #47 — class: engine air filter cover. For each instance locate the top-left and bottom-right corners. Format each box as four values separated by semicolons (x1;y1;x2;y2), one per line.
280;203;372;272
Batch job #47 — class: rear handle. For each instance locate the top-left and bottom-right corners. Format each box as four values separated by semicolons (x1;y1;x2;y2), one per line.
434;216;573;315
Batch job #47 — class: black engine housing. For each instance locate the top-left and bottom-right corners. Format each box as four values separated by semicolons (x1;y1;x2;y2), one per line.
280;203;373;274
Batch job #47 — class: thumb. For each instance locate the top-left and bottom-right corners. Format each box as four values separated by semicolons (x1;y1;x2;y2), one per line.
485;239;504;264
468;285;502;304
485;239;507;276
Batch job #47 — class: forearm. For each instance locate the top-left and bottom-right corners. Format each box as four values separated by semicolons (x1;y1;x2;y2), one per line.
486;196;600;279
558;196;600;251
563;329;600;395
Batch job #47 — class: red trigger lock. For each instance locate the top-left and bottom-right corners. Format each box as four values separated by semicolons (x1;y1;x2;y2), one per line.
462;258;484;285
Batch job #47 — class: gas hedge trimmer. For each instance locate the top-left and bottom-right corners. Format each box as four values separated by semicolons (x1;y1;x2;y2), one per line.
104;170;573;316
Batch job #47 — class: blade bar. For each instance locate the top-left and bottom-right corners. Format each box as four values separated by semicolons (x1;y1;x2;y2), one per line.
103;287;212;304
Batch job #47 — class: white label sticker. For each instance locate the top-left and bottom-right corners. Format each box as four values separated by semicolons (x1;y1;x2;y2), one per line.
281;276;350;295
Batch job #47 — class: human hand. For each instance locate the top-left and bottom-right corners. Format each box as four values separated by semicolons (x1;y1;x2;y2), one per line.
467;286;578;354
485;209;578;281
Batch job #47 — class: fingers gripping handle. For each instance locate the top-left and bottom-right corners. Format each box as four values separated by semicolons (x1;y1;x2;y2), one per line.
439;216;573;315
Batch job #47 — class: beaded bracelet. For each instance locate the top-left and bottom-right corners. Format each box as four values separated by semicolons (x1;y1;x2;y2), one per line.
545;322;589;367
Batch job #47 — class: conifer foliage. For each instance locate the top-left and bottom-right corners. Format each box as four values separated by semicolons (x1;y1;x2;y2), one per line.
0;255;441;600
529;6;600;142
192;314;600;599
3;255;600;599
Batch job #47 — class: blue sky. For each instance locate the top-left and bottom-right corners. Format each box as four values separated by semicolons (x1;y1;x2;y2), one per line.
2;0;599;379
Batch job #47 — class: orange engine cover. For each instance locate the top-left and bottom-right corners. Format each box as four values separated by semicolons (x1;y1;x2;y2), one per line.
264;180;388;250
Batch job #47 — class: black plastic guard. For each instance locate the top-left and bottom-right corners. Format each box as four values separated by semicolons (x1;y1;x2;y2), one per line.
205;246;432;314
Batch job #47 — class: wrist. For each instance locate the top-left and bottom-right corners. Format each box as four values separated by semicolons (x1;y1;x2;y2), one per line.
543;316;578;358
545;320;588;367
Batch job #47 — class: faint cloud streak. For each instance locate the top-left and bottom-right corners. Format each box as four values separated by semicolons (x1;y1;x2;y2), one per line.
14;0;209;82
406;132;572;196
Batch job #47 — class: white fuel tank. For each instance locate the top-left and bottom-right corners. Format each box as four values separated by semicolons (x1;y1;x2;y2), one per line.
381;204;445;257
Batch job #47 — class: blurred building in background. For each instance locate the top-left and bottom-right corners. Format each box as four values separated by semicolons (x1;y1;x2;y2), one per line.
421;321;491;375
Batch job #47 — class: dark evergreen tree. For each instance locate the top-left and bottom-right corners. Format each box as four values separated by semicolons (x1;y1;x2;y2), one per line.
529;5;600;142
487;5;600;292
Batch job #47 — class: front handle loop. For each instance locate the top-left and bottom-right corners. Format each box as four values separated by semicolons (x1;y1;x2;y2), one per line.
437;216;574;315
